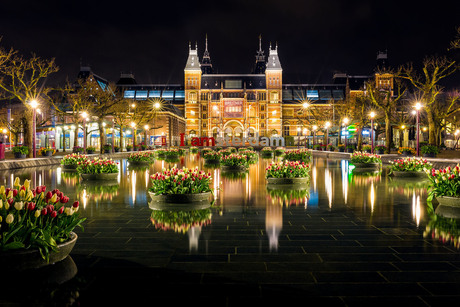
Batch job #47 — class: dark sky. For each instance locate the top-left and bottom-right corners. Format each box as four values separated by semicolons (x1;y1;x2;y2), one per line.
1;0;459;87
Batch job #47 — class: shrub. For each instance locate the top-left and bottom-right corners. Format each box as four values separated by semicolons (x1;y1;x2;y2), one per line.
12;145;29;155
421;145;440;154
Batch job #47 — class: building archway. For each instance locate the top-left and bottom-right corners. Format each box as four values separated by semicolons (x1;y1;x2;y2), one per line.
223;120;244;138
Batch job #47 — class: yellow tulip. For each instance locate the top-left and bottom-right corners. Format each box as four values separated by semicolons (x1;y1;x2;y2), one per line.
0;216;2;222
24;179;30;191
0;185;5;195
34;210;41;218
50;193;58;203
14;201;24;211
6;214;14;224
0;199;2;209
19;189;25;198
26;190;33;201
14;177;20;187
7;191;13;199
5;202;10;210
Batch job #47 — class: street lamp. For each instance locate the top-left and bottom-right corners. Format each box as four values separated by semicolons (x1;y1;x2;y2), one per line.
131;122;136;148
312;125;318;148
144;124;149;145
297;127;301;149
81;111;88;151
303;128;308;148
325;121;331;146
370;112;376;153
343;117;349;148
153;101;161;147
30;100;38;158
415;102;422;156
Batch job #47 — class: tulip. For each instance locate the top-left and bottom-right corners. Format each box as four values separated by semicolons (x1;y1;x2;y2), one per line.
13;177;20;187
46;191;53;199
14;201;24;211
58;206;64;214
50;193;58;203
7;198;14;205
72;201;79;208
0;199;2;209
7;190;13;199
42;208;48;215
6;213;14;224
0;185;5;195
50;210;57;218
28;202;36;211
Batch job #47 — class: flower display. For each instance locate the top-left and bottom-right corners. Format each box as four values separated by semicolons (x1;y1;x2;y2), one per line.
261;147;273;154
350;152;382;164
0;178;85;261
127;151;155;163
283;148;312;162
200;147;213;155
389;157;432;172
38;147;55;156
190;146;199;153
219;149;232;156
398;146;416;155
274;147;285;156
427;165;460;201
60;153;88;166
76;158;119;174
150;208;212;233
227;147;237;153
265;161;310;179
163;148;182;157
149;166;212;195
220;153;249;167
203;151;221;161
239;149;258;162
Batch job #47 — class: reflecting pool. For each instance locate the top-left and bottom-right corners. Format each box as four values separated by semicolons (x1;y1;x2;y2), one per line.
2;153;459;305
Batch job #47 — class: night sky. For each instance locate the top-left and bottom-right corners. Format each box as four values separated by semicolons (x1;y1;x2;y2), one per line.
1;0;459;87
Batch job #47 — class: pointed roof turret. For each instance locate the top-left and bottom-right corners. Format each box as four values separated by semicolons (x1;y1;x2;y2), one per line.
201;34;214;74
266;41;282;71
184;42;201;72
253;35;266;74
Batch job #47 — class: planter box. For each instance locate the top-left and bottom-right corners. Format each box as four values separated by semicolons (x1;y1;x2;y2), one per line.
128;160;152;166
352;162;381;168
14;153;27;159
204;158;220;164
148;191;212;204
402;151;413;157
435;196;460;208
0;232;77;271
266;177;309;185
391;170;427;177
338;148;345;152
80;173;118;180
423;152;436;158
126;148;132;152
45;151;53;156
86;150;94;154
261;152;273;158
376;150;385;154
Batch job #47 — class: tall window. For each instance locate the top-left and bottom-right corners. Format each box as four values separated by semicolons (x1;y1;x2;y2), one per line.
283;125;290;136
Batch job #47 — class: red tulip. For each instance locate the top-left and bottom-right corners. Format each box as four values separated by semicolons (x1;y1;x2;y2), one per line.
72;201;79;208
42;208;48;215
13;189;18;197
58;206;64;214
7;198;14;205
50;211;57;218
46;191;53;199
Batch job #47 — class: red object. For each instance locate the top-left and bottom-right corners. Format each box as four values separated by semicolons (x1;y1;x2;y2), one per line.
161;136;167;146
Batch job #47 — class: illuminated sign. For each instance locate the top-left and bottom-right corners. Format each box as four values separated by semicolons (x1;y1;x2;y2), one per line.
223;99;243;118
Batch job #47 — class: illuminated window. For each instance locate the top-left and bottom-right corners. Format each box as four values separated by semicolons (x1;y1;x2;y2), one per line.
270;91;279;103
189;92;197;103
307;90;319;99
124;91;135;98
149;90;161;98
175;91;185;99
162;91;174;100
135;91;148;99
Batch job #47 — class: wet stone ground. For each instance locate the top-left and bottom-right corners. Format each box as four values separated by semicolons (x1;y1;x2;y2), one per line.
1;154;460;306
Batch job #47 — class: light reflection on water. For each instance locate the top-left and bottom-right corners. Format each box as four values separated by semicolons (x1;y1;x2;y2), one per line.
0;155;430;252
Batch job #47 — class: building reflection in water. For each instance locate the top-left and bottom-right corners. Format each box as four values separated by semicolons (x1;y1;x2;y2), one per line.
412;191;421;227
265;202;282;251
325;169;333;208
341;160;349;204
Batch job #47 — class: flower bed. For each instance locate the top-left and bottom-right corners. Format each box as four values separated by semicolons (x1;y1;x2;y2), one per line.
274;147;285;156
261;147;273;157
427;165;460;202
0;178;85;264
200;147;213;155
227;147;237;153
162;148;182;158
127;152;155;164
239;150;258;163
220;153;249;169
149;166;212;196
266;161;310;179
283;148;312;162
203;151;221;162
190;146;199;153
76;158;119;174
398;146;416;156
60;153;88;169
389;157;432;176
38;147;55;156
150;208;212;233
219;149;232;157
350;152;381;165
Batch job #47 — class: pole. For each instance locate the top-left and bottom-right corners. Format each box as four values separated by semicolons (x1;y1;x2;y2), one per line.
32;108;36;158
416;110;420;156
83;118;87;151
371;118;374;153
112;119;115;153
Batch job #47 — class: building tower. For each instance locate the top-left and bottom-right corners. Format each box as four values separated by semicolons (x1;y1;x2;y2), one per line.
184;42;202;138
265;42;282;137
201;35;213;75
253;35;266;74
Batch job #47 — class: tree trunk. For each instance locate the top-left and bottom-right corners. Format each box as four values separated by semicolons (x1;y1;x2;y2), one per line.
98;119;107;153
385;114;391;154
426;107;437;145
357;125;363;151
24;110;33;158
119;125;124;151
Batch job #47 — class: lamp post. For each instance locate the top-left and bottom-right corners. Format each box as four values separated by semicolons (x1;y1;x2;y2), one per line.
325;122;331;147
131;122;136;148
81;111;88;151
312;125;317;148
303;128;308;148
343;117;349;148
415;102;422;156
30;100;38;158
144;125;149;146
370;112;376;153
153;101;161;147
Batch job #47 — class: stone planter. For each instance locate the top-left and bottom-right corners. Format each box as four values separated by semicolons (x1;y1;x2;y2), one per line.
128;160;152;166
14;152;27;159
435;203;460;219
423;152;436;158
434;195;460;208
402;151;413;157
114;148;120;153
0;232;77;271
104;149;111;153
352;162;381;168
346;148;354;153
148;191;212;204
338;148;345;152
62;164;78;171
221;165;248;171
376;150;385;155
80;172;118;180
261;152;273;158
266;177;309;185
44;151;53;156
391;170;427;177
204;158;220;164
86;150;94;154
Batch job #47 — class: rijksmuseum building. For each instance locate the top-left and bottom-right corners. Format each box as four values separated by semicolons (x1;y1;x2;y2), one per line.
114;37;392;146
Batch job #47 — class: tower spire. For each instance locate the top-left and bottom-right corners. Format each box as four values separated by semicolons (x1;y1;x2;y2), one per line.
201;34;213;74
253;35;266;74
